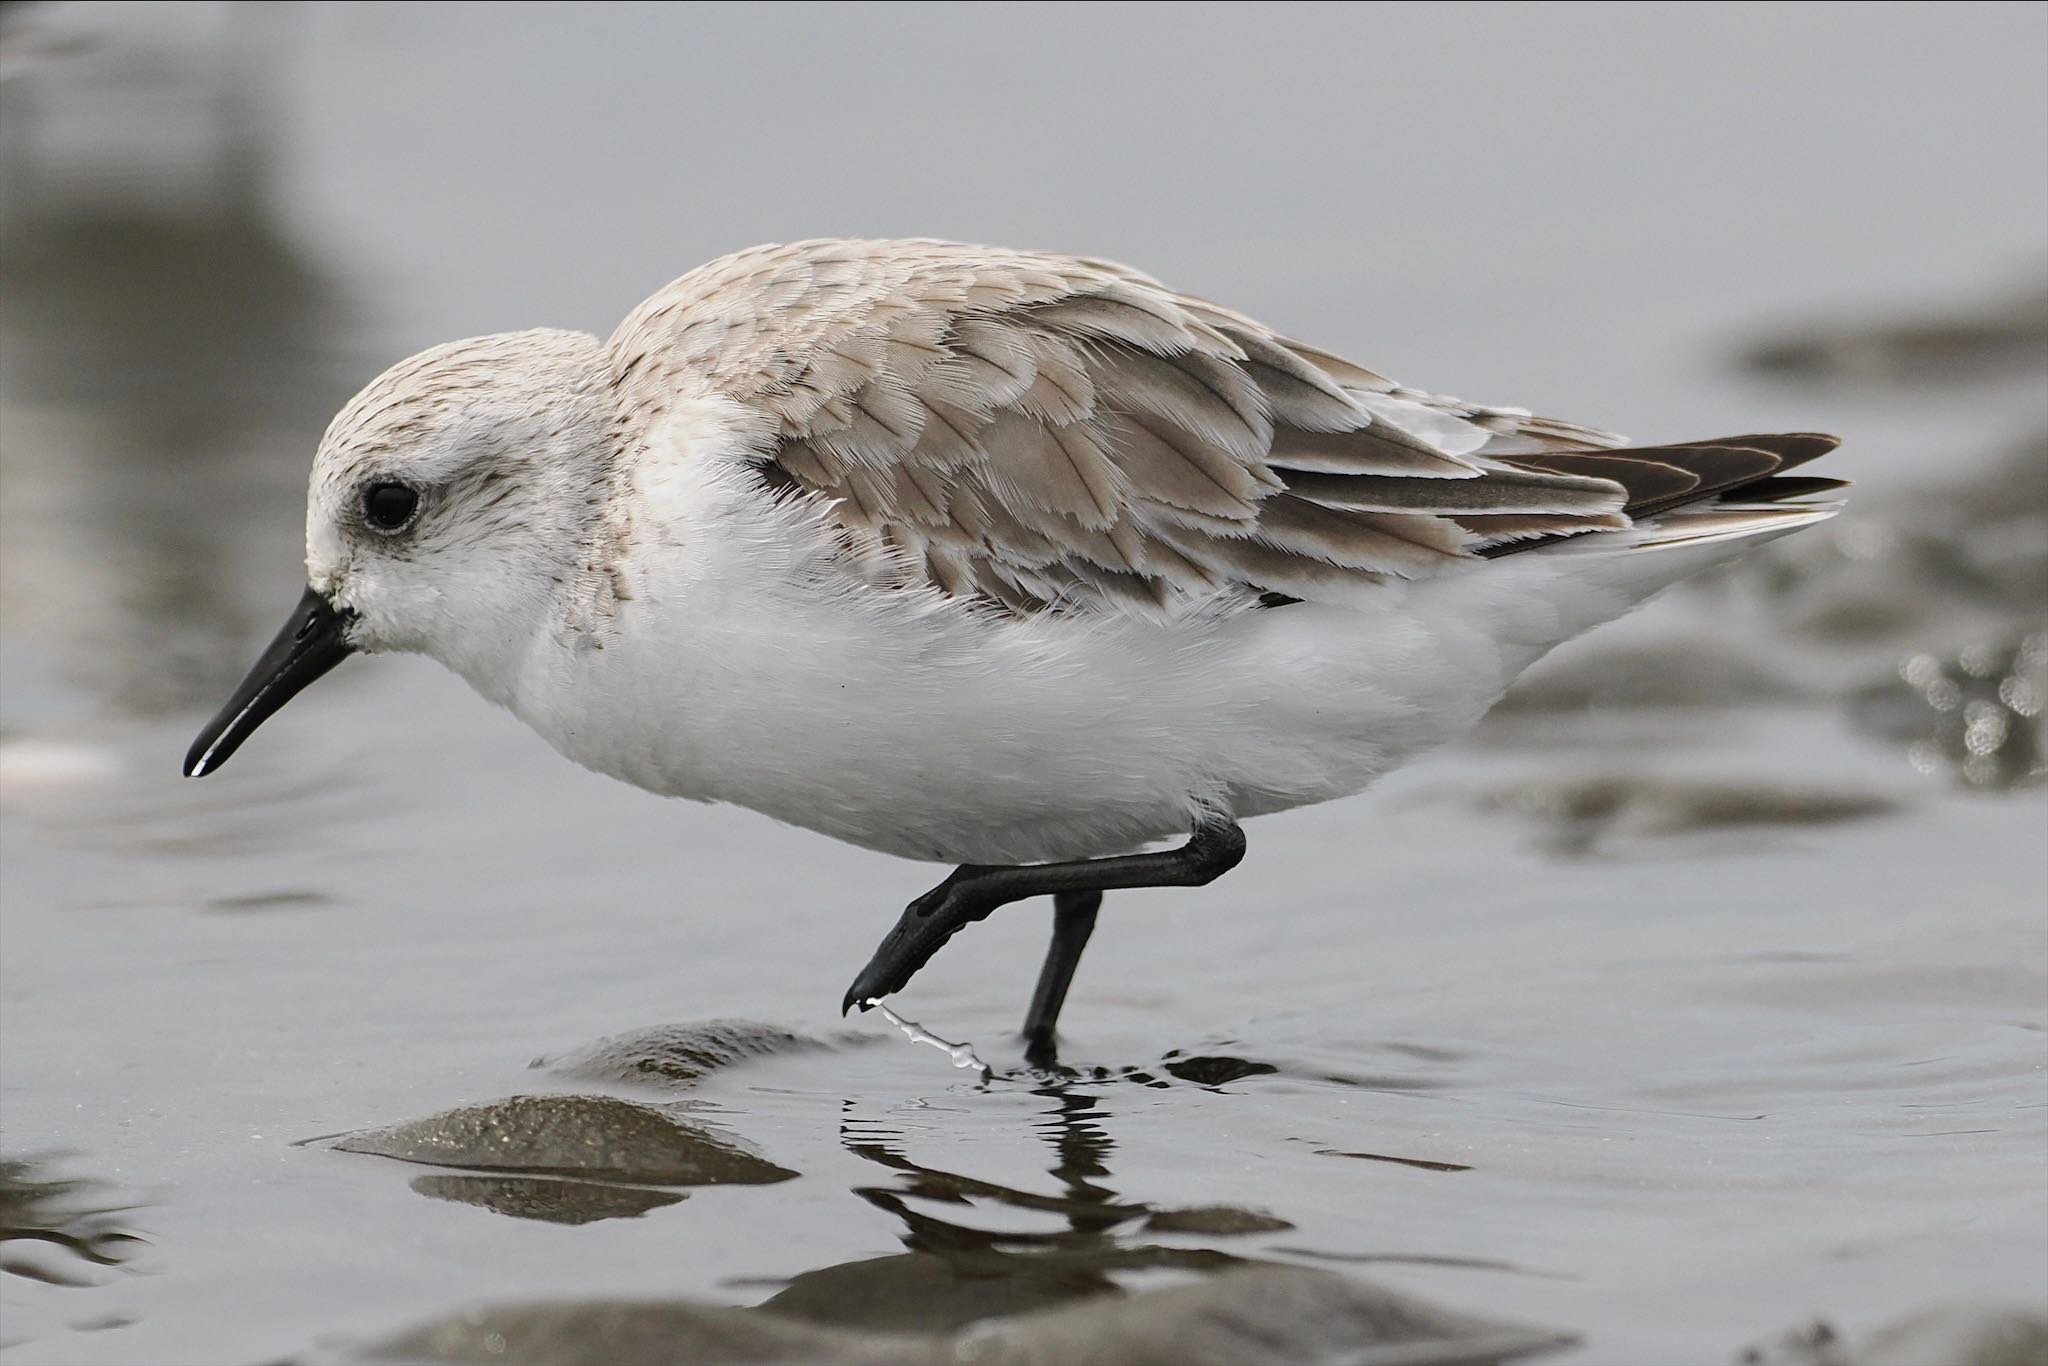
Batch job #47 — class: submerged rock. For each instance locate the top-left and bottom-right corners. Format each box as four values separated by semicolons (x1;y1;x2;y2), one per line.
978;1265;1574;1366
320;1263;1575;1366
1737;280;2048;387
1477;775;1897;857
1157;1054;1280;1086
340;1296;908;1366
1737;1302;2048;1366
1855;1306;2048;1366
756;1249;1135;1337
332;1094;796;1187
534;1019;858;1091
1140;1205;1296;1235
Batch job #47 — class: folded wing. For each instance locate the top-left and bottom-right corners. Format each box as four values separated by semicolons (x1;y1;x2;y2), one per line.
610;239;1838;615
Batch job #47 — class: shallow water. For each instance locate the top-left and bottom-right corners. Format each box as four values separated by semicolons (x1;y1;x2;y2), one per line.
2;5;2045;1364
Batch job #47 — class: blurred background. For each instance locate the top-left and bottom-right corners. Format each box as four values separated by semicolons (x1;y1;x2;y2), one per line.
1;5;2042;1365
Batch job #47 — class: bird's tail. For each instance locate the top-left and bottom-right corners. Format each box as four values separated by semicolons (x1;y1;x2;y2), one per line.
1424;433;1846;684
1482;431;1846;556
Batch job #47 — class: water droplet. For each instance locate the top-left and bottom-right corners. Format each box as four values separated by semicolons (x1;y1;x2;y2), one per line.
1958;642;2002;678
870;1002;991;1079
1901;653;1942;689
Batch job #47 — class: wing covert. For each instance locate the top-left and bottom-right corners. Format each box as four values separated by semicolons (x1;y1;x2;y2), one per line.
608;239;1646;615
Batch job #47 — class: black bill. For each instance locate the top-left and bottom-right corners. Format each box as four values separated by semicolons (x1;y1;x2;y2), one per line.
184;586;355;777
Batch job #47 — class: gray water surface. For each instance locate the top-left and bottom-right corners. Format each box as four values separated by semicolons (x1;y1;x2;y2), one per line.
2;5;2044;1364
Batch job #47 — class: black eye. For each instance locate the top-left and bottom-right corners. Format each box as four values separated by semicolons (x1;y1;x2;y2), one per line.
362;482;419;531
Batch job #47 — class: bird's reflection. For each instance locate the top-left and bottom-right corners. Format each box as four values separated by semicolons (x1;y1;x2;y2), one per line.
0;1153;146;1288
352;1077;1565;1366
339;1045;1566;1363
751;1085;1274;1335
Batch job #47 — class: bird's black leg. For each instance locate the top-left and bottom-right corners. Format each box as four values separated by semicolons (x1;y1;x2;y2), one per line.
841;817;1246;1025
1022;890;1100;1068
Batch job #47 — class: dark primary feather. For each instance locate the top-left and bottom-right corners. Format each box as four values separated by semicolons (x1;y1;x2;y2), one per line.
1475;432;1843;557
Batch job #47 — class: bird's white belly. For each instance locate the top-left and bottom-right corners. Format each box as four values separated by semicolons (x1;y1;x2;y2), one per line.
519;579;1516;866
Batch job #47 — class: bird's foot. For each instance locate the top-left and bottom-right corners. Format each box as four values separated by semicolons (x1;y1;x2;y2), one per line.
1021;1024;1066;1072
841;876;997;1014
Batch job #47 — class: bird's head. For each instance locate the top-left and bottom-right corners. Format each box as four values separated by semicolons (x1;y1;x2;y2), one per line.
185;328;614;777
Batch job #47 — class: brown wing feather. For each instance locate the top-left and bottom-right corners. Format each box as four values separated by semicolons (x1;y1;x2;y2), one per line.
608;240;1841;614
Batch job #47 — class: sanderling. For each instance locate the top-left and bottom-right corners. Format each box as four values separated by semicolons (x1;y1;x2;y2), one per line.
184;238;1843;1063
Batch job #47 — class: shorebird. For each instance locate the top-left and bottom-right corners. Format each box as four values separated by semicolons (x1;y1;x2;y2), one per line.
184;238;1843;1065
